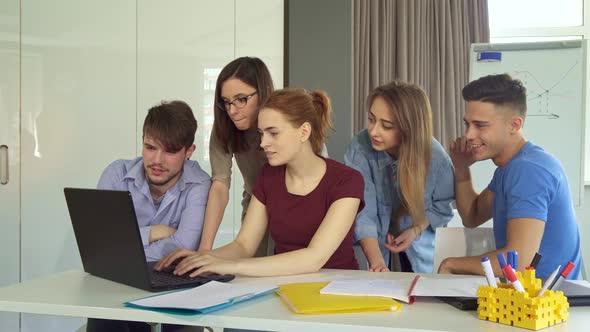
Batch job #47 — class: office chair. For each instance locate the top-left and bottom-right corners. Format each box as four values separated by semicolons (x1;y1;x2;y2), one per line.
433;227;496;273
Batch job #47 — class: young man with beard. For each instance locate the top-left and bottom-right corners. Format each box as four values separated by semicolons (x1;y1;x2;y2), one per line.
438;74;581;280
97;100;211;262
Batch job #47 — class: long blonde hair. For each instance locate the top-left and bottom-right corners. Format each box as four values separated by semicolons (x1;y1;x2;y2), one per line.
367;81;432;227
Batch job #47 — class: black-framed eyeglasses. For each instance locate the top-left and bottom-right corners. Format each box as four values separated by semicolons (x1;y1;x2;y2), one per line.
217;91;257;111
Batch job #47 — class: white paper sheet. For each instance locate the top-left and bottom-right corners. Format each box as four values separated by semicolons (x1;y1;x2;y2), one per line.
320;278;414;303
411;276;488;297
128;281;277;310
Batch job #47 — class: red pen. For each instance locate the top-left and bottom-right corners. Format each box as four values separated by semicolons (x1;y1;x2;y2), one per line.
548;262;575;291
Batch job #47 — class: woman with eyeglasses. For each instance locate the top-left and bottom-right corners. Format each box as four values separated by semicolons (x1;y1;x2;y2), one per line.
198;57;274;255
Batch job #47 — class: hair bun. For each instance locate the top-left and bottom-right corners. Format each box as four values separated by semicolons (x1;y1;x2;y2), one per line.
310;90;331;114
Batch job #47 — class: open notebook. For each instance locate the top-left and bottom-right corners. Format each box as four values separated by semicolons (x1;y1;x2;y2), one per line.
320;276;488;304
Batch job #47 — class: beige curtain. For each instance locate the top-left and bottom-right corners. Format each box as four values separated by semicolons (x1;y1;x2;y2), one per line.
352;0;489;147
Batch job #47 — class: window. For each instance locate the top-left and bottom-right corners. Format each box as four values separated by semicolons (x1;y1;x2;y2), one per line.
488;0;590;183
489;0;582;31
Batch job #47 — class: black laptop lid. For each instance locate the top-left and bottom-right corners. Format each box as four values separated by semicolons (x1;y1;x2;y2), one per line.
64;188;152;290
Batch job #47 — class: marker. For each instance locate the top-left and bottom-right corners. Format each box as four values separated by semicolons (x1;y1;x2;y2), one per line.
537;265;561;297
496;253;508;283
503;264;525;292
513;251;519;270
497;253;524;292
481;257;498;287
507;251;515;270
549;262;576;291
529;253;542;269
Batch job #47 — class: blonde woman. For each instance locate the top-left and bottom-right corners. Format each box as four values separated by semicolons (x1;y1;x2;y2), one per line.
345;81;455;273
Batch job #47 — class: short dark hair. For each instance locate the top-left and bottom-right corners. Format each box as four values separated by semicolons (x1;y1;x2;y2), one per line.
462;74;527;117
213;57;274;153
143;100;197;153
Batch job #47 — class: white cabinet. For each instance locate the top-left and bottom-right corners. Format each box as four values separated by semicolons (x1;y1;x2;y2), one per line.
0;1;283;331
19;1;137;331
0;1;20;331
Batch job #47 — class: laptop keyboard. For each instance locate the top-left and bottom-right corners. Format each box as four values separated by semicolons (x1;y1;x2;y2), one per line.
145;262;235;288
149;269;209;286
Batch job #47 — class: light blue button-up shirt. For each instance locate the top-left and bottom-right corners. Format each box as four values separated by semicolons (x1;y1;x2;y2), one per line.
344;129;455;273
97;157;211;262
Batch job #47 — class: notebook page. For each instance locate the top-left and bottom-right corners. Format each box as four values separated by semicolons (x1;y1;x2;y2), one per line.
411;276;487;297
320;278;414;303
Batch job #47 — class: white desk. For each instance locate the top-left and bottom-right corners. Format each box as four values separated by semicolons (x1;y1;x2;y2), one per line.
0;269;589;332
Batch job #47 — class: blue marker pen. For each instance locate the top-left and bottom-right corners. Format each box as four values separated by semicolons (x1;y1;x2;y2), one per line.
507;251;515;269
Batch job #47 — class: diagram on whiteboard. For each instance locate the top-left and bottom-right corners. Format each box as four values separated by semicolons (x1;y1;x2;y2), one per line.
511;61;580;120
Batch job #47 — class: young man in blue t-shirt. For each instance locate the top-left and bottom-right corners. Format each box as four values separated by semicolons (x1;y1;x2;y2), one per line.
438;74;581;280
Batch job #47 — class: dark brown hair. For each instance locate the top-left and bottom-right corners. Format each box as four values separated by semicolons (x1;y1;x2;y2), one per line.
213;57;274;153
143;100;197;153
462;74;527;117
262;88;333;154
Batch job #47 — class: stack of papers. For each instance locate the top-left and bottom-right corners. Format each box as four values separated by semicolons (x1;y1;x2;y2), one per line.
125;281;277;314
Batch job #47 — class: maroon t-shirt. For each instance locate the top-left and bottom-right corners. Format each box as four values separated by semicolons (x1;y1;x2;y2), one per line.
252;158;365;270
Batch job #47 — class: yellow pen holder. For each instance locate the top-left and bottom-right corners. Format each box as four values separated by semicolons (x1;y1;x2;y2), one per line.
476;269;569;330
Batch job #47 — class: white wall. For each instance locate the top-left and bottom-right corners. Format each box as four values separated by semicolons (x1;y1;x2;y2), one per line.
0;1;283;331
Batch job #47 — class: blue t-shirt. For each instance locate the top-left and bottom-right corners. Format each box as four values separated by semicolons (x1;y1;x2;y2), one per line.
488;142;581;279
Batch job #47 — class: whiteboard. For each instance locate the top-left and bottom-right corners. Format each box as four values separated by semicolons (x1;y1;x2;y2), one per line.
469;40;586;207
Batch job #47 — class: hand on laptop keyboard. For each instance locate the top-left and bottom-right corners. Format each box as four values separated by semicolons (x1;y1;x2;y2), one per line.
155;263;225;279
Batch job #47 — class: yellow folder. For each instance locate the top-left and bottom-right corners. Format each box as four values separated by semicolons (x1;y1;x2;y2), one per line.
275;282;402;314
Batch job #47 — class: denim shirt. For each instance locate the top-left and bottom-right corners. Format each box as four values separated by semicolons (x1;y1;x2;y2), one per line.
97;157;211;262
344;129;455;273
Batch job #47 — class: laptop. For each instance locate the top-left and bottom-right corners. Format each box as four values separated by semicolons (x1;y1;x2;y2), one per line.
64;187;235;292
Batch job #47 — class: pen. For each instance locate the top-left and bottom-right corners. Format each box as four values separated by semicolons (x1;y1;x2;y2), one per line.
507;251;515;270
549;261;576;291
481;257;497;287
529;252;542;269
496;253;508;283
507;250;518;271
497;253;524;292
503;264;525;292
537;265;561;297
